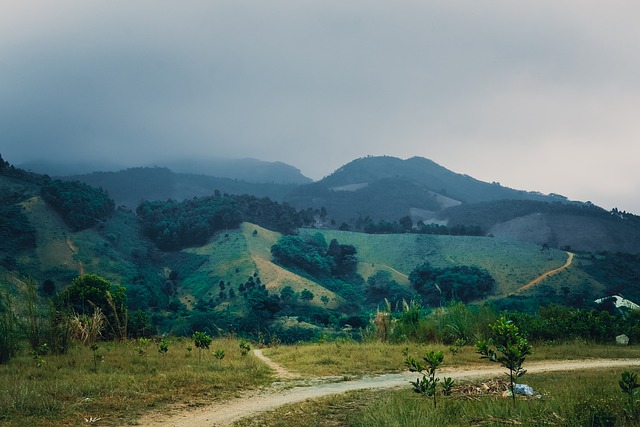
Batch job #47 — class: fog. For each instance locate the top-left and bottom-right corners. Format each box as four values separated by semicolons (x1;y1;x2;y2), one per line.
1;1;639;212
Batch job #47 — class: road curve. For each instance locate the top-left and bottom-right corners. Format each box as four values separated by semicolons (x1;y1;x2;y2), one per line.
514;251;574;294
137;357;640;426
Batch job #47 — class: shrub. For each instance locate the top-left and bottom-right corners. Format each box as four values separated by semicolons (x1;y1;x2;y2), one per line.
476;316;532;406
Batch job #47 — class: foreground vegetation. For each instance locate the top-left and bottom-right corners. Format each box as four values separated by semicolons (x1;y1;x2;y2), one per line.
0;336;272;426
1;336;638;426
235;368;640;426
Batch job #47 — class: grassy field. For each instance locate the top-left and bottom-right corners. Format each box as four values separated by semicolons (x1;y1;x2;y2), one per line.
1;338;638;426
261;340;640;377
235;368;640;426
305;229;569;296
0;337;273;426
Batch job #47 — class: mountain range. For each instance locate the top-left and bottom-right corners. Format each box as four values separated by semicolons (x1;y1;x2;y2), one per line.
54;155;640;254
3;152;640;337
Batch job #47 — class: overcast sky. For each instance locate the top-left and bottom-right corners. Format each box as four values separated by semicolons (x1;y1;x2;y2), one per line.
1;1;639;213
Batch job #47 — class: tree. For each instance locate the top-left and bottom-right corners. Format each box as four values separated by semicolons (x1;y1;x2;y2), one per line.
56;274;127;340
300;289;314;303
404;350;452;408
399;215;413;232
192;331;212;362
476;317;532;405
280;286;295;302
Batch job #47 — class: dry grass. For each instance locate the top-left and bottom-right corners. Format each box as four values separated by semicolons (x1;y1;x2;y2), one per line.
0;337;273;426
235;368;640;427
261;340;640;378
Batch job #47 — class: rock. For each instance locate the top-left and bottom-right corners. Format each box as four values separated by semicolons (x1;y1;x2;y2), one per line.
616;334;630;345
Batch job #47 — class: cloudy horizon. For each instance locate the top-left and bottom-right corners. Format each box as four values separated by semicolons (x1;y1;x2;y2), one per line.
1;1;639;213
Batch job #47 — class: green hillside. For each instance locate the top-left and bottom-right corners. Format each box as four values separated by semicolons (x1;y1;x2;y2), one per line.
3;153;638;340
301;229;569;297
180;223;343;311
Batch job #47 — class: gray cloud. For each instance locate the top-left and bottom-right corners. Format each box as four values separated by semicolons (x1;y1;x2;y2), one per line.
1;1;639;213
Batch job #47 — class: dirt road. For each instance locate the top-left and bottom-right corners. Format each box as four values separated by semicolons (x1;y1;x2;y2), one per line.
138;353;640;427
513;251;574;294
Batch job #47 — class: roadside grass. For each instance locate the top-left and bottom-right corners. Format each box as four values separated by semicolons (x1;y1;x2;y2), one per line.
235;368;640;426
2;336;637;426
261;340;640;377
0;337;273;426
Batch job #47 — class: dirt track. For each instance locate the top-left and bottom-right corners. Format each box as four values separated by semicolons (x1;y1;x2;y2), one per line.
138;352;640;427
514;251;574;294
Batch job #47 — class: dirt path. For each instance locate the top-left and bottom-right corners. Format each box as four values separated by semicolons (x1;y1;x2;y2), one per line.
137;356;640;427
65;237;85;275
513;251;574;295
252;349;299;379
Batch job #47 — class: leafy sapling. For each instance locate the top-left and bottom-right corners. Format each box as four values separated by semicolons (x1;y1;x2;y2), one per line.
158;338;169;356
192;331;212;362
620;370;640;420
137;337;151;356
90;343;103;372
404;349;452;407
213;349;225;366
476;316;532;406
442;377;455;396
239;340;251;357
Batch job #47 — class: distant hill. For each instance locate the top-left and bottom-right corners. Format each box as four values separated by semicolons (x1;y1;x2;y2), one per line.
158;157;312;185
283;156;640;253
11;153;640;253
284;155;571;224
65;167;299;208
21;157;312;185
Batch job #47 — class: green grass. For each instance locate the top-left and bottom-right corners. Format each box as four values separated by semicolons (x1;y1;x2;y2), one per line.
261;340;640;378
0;337;273;426
304;229;569;296
2;337;638;426
235;368;640;426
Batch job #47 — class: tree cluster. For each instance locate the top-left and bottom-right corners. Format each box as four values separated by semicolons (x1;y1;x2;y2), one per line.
41;179;115;231
137;193;315;251
0;154;50;185
440;199;640;231
359;216;482;236
0;205;36;254
271;234;358;279
409;262;495;306
507;305;640;343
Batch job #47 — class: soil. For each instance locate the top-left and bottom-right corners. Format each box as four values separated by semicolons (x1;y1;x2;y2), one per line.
137;351;640;427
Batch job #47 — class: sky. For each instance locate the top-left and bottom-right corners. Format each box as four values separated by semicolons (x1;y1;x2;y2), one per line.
1;1;639;213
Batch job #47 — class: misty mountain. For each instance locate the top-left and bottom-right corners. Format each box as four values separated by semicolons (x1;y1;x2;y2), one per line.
18;159;126;176
157;158;312;185
65;167;299;208
17;153;640;253
284;156;571;225
41;156;310;185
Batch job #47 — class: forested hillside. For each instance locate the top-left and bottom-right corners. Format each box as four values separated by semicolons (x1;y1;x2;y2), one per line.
2;152;640;341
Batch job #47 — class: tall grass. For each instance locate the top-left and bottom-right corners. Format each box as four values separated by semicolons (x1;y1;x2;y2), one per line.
351;369;639;427
236;369;640;426
0;336;273;426
262;340;640;378
0;291;18;363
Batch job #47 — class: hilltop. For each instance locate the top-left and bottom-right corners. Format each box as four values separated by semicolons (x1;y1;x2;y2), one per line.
52;155;640;253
